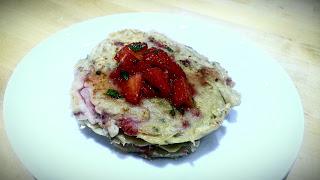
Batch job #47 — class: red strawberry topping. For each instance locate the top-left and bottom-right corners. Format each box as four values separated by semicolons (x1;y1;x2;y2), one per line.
121;74;142;105
115;42;147;62
141;82;157;98
118;118;138;136
182;120;190;129
143;67;170;97
109;41;196;112
172;77;194;108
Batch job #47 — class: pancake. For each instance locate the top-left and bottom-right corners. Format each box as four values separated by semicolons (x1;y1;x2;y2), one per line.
71;29;240;158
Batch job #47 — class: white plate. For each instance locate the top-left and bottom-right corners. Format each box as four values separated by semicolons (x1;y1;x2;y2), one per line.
4;13;303;180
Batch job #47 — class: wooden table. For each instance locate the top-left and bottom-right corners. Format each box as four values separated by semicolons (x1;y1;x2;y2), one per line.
1;1;319;179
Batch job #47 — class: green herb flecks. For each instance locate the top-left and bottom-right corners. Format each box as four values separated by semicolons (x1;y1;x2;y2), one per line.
120;70;129;80
159;118;166;123
169;108;176;117
177;107;185;115
128;43;144;52
173;132;182;137
106;89;122;99
210;113;217;119
165;46;174;52
152;126;159;133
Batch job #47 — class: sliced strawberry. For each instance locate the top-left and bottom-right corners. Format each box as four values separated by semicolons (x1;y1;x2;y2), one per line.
144;47;173;69
143;67;170;97
117;58;138;75
114;46;136;62
115;42;147;62
141;82;157;98
109;66;133;84
110;57;149;85
117;118;138;136
182;120;190;129
144;47;185;78
134;60;152;73
109;68;126;85
127;42;148;60
171;77;193;108
122;74;142;104
167;62;186;79
190;108;201;117
109;68;120;80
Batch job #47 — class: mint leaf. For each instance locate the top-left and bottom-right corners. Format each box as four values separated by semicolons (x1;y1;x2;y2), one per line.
120;70;129;80
106;89;122;99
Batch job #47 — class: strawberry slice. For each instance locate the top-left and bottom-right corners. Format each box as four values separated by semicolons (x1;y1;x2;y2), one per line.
127;42;148;60
122;73;142;104
118;58;138;74
110;58;150;85
114;46;136;62
115;42;147;62
117;118;138;136
109;68;122;84
141;82;157;98
167;62;186;79
171;77;193;108
144;47;172;68
109;64;134;84
134;60;152;74
144;47;185;78
182;120;190;129
143;67;170;97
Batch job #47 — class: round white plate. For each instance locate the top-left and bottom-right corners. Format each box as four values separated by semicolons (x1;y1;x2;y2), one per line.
4;13;303;180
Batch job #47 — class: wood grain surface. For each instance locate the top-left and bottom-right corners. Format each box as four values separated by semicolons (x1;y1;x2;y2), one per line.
1;0;319;179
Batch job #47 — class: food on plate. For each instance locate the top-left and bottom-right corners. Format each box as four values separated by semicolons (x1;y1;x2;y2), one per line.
71;29;241;158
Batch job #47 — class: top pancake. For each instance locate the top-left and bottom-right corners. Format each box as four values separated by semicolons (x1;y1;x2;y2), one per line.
71;29;241;145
